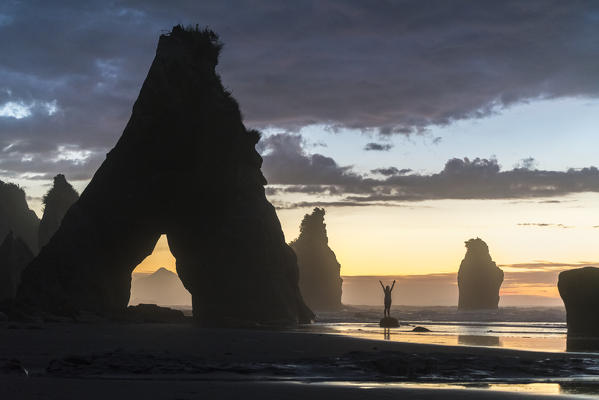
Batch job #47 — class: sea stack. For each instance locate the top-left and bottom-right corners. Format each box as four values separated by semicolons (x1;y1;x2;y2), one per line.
17;26;313;326
290;208;343;310
38;174;79;249
0;180;39;254
457;238;503;310
558;267;599;338
0;232;34;301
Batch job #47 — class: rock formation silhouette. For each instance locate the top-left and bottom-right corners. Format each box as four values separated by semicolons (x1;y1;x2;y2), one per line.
0;180;39;253
558;267;599;340
457;238;504;310
130;267;191;306
290;208;342;310
38;174;79;249
124;303;185;323
379;316;399;327
0;232;34;301
17;26;313;326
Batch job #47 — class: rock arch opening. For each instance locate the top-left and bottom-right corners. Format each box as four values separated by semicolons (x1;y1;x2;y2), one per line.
129;234;191;308
16;26;313;326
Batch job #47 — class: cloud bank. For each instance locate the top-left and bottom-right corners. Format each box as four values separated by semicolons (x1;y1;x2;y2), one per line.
1;1;599;182
260;133;599;207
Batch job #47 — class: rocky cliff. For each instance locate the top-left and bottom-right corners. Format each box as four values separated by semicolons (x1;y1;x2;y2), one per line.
457;238;503;310
0;180;39;253
38;174;79;249
17;26;313;326
290;208;342;310
0;232;34;301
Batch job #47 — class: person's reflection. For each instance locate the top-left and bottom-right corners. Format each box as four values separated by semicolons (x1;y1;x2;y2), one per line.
383;328;391;340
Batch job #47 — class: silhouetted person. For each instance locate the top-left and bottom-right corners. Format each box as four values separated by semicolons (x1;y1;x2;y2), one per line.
379;280;395;317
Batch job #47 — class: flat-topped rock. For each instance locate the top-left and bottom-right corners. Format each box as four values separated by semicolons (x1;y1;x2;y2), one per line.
379;316;399;327
558;266;599;338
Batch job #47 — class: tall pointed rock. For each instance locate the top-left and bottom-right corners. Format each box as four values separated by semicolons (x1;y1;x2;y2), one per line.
38;174;79;249
457;238;504;310
290;208;343;310
18;26;313;325
0;180;39;254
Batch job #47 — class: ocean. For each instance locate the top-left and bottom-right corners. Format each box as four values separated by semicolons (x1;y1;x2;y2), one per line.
301;305;571;353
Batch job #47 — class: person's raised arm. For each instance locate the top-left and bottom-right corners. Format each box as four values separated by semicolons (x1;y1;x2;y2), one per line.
379;280;385;290
390;280;396;291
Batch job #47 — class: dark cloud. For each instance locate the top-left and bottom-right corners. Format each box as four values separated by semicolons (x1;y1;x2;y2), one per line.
364;142;393;151
1;1;599;181
260;133;599;207
258;133;365;186
500;261;599;271
371;167;412;176
517;223;573;229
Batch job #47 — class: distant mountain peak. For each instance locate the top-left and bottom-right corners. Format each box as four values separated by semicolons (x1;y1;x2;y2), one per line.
152;267;175;276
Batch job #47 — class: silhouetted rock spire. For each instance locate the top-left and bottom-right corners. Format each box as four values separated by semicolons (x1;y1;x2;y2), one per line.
558;267;599;339
0;231;34;301
0;180;39;253
290;208;342;310
38;174;79;249
457;238;503;310
17;26;313;326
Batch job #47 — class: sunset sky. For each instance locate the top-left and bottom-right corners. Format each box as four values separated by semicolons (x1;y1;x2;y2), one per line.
2;1;599;305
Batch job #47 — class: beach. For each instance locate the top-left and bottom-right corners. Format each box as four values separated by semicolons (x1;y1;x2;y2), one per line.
2;319;599;399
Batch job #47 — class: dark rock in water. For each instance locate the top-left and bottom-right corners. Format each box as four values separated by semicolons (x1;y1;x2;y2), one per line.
566;336;599;352
130;267;191;306
38;174;79;249
457;238;503;310
290;208;342;310
17;26;313;326
124;303;185;323
379;316;399;327
0;232;34;301
558;267;599;338
412;326;430;332
0;180;39;253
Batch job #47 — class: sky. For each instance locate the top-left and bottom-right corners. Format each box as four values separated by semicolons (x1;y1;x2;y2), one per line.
2;1;599;306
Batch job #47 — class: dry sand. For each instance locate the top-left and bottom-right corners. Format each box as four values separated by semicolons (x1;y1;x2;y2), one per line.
1;321;597;399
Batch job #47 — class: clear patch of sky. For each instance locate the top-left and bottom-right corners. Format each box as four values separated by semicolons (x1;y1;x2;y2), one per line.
263;97;599;175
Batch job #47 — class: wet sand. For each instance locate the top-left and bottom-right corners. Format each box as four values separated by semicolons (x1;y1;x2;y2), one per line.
1;321;598;399
1;378;591;399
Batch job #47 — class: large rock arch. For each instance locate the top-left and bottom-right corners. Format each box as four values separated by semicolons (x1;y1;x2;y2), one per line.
17;26;313;326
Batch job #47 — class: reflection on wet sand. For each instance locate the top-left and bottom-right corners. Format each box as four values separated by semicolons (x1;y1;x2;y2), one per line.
383;328;391;340
458;335;500;347
303;322;570;353
321;382;599;397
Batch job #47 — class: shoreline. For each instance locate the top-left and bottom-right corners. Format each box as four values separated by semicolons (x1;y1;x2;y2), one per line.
2;377;594;400
2;322;599;398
